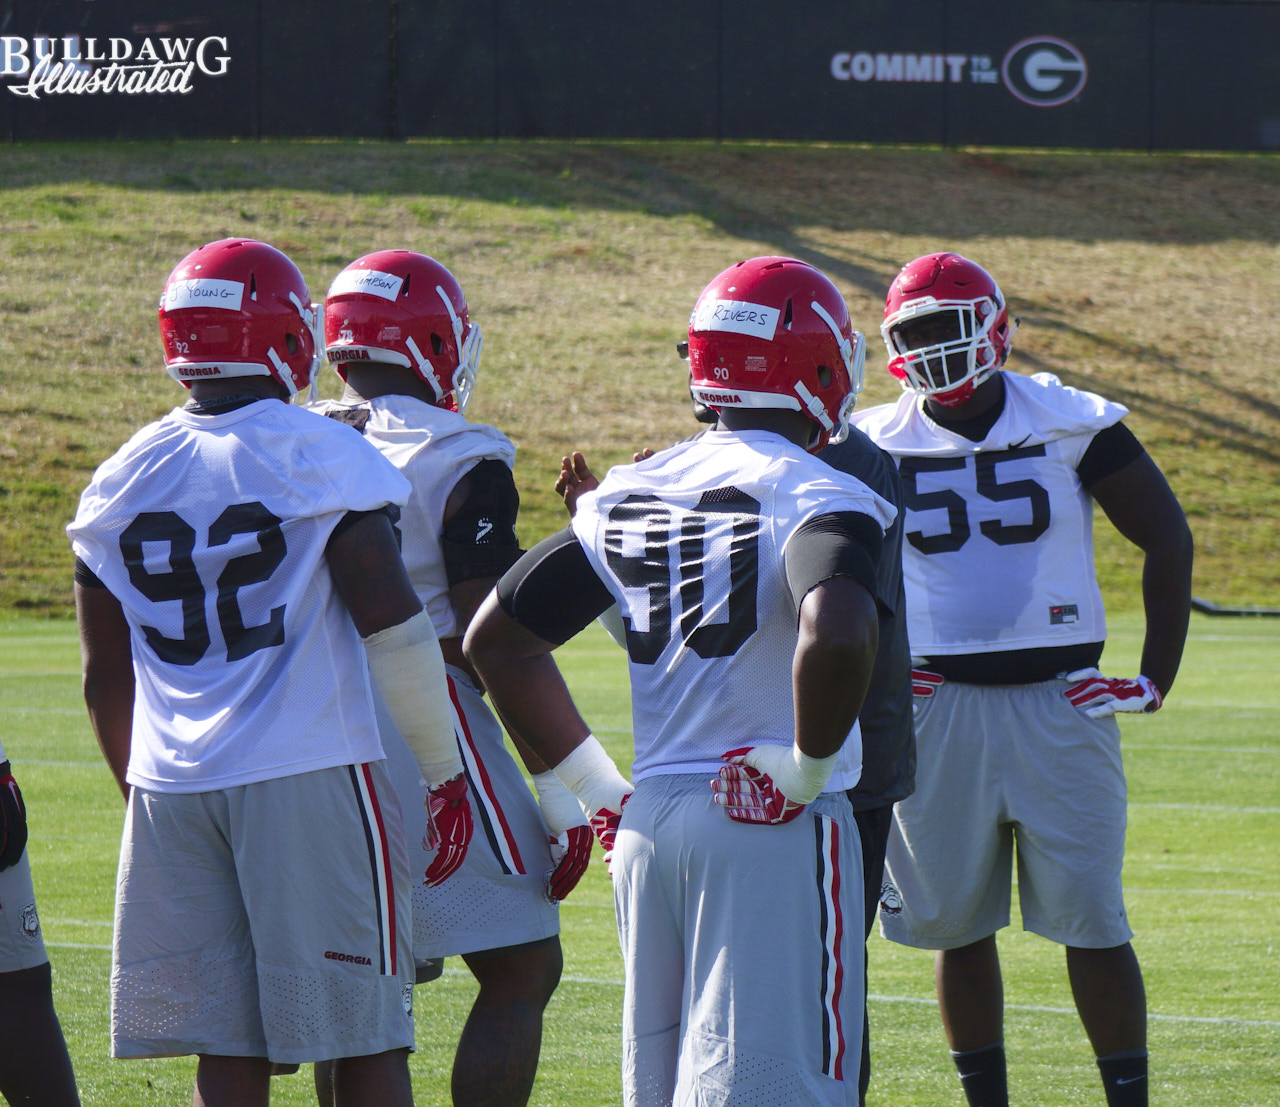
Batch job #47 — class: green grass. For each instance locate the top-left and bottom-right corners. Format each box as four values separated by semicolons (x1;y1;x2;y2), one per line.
6;612;1278;1105
2;140;1280;614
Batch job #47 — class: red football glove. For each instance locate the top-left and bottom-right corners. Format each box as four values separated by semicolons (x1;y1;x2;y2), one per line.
1062;669;1163;718
588;794;630;872
711;746;810;825
422;773;473;887
546;826;593;902
911;669;945;697
0;762;28;871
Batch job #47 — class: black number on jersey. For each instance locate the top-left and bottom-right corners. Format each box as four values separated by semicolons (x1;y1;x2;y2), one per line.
604;488;760;664
120;503;287;665
900;445;1051;555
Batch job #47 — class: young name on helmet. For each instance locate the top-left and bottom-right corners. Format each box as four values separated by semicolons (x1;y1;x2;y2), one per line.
158;239;321;396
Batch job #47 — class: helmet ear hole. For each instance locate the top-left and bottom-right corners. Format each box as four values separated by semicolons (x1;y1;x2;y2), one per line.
249;274;258;301
431;333;444;356
285;333;298;354
783;299;794;329
817;365;832;388
401;273;412;296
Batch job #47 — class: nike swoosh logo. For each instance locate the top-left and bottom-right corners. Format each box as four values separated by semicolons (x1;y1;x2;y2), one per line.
1115;1075;1147;1085
1008;435;1032;448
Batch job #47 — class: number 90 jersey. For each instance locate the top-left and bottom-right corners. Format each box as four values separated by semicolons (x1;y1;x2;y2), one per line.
67;401;411;793
852;372;1128;657
570;428;895;788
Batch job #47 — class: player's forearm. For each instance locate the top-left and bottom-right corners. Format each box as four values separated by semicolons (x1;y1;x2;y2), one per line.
793;576;879;759
83;682;133;800
1138;519;1194;695
364;610;463;785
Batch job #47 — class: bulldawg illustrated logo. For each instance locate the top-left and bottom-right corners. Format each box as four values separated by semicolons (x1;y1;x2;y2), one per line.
0;34;230;98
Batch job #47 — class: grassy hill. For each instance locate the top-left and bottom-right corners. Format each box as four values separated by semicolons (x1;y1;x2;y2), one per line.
2;139;1277;615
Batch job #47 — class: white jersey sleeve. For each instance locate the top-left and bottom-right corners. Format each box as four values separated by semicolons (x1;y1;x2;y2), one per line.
310;395;516;640
852;372;1126;656
570;428;895;790
67;401;411;793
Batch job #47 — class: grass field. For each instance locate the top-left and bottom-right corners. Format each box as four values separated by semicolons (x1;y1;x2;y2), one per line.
5;612;1278;1106
1;140;1279;614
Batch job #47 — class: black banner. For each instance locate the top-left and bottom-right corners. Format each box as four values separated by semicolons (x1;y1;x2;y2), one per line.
2;1;1278;150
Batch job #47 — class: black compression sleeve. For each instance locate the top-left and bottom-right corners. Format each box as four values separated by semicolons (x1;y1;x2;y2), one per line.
1077;422;1145;489
495;528;615;645
784;512;885;613
74;557;106;588
443;459;524;585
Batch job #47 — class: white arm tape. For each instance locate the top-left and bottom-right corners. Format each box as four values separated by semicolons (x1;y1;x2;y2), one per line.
745;743;838;806
363;609;462;787
552;734;632;819
532;771;590;834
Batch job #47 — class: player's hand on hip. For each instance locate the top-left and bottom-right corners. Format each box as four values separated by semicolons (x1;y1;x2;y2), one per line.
1062;668;1163;718
588;794;630;873
533;770;592;901
546;826;593;901
911;669;945;697
712;745;830;825
422;773;473;886
0;762;27;870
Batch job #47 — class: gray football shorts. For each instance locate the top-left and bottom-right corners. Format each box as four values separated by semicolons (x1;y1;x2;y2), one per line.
881;678;1133;951
615;774;864;1106
0;850;49;973
384;666;559;961
111;761;414;1065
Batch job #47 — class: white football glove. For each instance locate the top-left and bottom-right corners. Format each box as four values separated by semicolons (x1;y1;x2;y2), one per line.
1062;668;1163;718
532;770;592;902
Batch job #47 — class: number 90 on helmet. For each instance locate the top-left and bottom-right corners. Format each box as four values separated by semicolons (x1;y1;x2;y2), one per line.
158;239;321;396
322;250;482;414
687;257;865;453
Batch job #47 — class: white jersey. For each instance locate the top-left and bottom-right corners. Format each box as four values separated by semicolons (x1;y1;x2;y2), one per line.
571;428;896;790
310;395;515;638
852;372;1128;656
67;400;411;793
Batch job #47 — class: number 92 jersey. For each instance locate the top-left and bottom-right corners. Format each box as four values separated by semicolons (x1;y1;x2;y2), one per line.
569;428;896;788
67;401;411;793
852;371;1128;657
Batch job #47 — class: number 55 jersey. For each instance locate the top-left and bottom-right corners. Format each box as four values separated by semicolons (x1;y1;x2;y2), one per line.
67;399;411;792
851;372;1129;659
569;427;896;789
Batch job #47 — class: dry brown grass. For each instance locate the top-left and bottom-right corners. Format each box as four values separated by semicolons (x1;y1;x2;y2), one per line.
1;140;1277;614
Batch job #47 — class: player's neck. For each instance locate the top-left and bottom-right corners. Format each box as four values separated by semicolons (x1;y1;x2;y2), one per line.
924;371;1005;425
342;364;441;406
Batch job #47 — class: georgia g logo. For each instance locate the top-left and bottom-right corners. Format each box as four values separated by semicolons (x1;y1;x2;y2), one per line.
1002;36;1087;108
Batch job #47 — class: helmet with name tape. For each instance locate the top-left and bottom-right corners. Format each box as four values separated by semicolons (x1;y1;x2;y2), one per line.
686;256;865;453
323;250;482;414
158;239;320;395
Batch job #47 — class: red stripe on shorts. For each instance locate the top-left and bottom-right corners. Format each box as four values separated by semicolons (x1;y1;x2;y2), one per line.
359;762;398;976
447;675;525;874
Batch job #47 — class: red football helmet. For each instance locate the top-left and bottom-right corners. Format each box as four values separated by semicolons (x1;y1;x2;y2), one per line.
686;256;865;453
323;251;482;414
158;239;321;395
880;252;1016;407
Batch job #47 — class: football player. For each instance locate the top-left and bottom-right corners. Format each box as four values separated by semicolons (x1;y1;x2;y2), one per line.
310;250;589;1107
0;748;80;1104
467;256;896;1105
555;402;915;1107
853;252;1193;1107
69;239;471;1107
